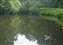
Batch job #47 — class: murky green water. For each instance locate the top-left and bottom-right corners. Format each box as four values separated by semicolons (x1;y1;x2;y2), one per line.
0;16;59;45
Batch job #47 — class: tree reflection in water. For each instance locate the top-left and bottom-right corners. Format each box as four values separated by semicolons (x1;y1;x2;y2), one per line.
0;16;59;45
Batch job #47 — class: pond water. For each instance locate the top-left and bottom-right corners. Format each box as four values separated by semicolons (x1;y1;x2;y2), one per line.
14;33;38;45
13;33;52;45
0;16;59;45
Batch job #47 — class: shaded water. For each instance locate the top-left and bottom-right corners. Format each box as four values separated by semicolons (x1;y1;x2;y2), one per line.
0;16;59;45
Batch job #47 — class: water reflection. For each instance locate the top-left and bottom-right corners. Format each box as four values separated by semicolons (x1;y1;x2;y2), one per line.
14;33;38;45
0;16;59;45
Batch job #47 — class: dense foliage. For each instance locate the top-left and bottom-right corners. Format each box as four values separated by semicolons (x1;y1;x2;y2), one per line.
0;0;63;45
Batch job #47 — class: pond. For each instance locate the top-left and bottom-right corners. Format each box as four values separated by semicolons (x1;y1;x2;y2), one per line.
13;33;52;45
14;33;38;45
0;16;59;45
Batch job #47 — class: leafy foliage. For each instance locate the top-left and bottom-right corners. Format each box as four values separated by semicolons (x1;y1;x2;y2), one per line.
0;0;63;45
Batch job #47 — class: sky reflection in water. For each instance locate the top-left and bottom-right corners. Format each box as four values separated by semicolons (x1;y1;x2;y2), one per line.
14;34;38;45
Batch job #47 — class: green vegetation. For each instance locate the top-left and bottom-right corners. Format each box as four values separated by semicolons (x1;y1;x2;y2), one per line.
0;0;63;45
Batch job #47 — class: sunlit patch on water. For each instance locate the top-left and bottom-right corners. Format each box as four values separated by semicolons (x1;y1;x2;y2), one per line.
13;34;38;45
